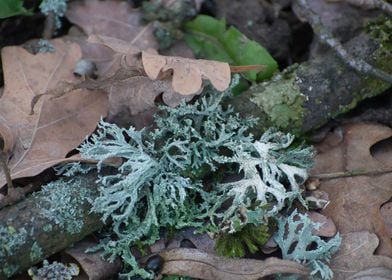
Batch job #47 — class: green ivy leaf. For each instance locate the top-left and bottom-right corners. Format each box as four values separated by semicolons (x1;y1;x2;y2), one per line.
184;15;278;81
0;0;32;19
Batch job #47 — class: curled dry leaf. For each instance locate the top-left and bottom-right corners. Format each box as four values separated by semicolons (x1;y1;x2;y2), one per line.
330;231;392;280
380;202;392;237
0;39;107;189
64;240;122;280
159;248;308;280
66;0;157;78
347;267;392;280
142;50;231;95
33;68;194;129
66;0;157;50
311;123;392;256
106;75;194;128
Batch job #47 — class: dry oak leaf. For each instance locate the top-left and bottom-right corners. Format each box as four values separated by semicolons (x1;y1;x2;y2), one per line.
159;248;308;280
0;39;107;189
66;0;157;78
329;231;392;280
311;123;392;256
66;0;157;50
142;50;231;95
86;34;142;78
105;74;194;129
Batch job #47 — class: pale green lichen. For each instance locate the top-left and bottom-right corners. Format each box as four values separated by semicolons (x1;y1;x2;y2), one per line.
0;226;28;261
43;224;53;233
39;0;67;30
275;210;341;280
60;82;314;279
249;73;305;131
2;264;19;278
35;178;94;234
30;242;43;262
0;226;27;278
37;39;55;53
28;259;79;280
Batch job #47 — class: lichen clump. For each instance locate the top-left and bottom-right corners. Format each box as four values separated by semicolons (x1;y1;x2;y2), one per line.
28;260;79;280
0;226;28;277
59;82;319;279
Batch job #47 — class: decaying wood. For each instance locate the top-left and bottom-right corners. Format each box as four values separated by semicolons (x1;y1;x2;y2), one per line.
229;32;391;134
0;174;103;279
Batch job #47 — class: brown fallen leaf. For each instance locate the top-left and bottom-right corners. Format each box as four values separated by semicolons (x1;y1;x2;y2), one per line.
66;0;158;50
65;0;158;79
31;68;194;129
380;202;392;238
347;267;392;280
311;123;392;256
158;248;308;280
63;240;122;280
329;231;392;280
142;50;231;95
0;39;107;189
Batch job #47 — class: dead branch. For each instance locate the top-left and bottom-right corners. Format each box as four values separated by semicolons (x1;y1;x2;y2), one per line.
296;0;392;84
228;31;392;134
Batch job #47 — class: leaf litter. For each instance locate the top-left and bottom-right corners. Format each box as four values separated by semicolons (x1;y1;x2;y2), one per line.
0;39;107;190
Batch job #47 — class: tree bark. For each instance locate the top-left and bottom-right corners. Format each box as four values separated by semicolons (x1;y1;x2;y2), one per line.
228;32;391;134
0;174;103;279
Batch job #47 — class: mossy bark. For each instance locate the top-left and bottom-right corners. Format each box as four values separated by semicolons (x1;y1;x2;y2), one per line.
228;32;392;134
0;174;103;279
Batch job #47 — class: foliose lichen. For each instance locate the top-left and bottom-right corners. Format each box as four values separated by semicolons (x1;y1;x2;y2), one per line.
274;210;341;280
58;79;314;279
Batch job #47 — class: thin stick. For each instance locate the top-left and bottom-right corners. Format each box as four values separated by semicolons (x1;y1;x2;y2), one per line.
297;0;392;84
344;0;392;15
0;151;13;190
42;11;55;39
312;167;392;180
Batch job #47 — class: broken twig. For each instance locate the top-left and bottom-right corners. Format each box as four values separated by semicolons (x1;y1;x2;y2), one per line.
297;0;392;84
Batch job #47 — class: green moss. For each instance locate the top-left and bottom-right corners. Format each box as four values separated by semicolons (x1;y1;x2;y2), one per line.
366;16;392;51
30;242;43;262
215;224;270;258
249;72;305;131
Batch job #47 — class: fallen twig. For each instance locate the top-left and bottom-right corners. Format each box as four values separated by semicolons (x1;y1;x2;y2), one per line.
297;0;392;84
312;167;392;180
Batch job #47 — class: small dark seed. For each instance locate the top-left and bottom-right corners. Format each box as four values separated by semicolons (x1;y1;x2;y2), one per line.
180;238;196;248
145;255;164;273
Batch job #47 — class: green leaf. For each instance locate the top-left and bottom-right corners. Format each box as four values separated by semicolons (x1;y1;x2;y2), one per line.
0;0;32;19
184;15;278;81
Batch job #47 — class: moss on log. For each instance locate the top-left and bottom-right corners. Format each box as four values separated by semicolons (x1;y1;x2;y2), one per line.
229;32;391;134
0;175;102;279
